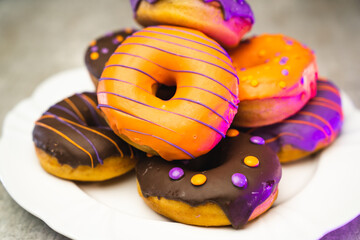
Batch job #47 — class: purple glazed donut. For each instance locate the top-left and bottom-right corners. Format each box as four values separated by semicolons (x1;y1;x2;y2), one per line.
241;79;343;163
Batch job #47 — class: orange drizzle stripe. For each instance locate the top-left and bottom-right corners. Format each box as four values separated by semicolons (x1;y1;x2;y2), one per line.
35;121;94;168
41;115;124;158
283;119;330;138
79;94;103;116
298;111;334;141
310;100;342;113
128;145;134;159
265;132;304;144
317;86;340;96
314;97;341;108
64;98;86;123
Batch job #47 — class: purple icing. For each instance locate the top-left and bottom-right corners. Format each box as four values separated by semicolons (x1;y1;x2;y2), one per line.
169;167;184;180
130;0;254;22
231;173;247;188
250;136;265;145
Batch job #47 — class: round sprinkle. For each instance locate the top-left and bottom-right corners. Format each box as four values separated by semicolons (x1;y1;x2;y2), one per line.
240;67;246;71
112;38;119;44
226;129;239;137
101;47;109;54
91;46;98;52
125;28;133;34
191;174;207;186
300;76;305;85
250;79;259;87
279;57;289;65
279;81;287;88
250;136;265;145
281;69;289;76
285;39;293;45
301;92;306;100
146;153;153;157
169;167;184;180
105;31;114;37
231;173;247;188
90;40;96;46
244;156;259;167
90;52;99;60
116;35;124;42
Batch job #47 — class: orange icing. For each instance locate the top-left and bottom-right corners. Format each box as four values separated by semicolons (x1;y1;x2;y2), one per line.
97;25;239;160
229;34;318;100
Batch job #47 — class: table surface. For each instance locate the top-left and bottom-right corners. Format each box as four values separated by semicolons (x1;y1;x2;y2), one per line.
0;0;359;239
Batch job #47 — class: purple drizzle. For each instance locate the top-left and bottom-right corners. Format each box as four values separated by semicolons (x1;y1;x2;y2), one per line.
130;0;254;22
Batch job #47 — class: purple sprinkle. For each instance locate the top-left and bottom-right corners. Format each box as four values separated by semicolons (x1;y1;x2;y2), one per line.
105;31;114;37
275;52;281;57
101;48;109;54
300;77;305;85
240;68;246;71
169;167;184;180
265;59;270;63
112;38;119;44
285;39;293;45
279;57;288;65
91;46;98;52
282;69;289;76
250;136;265;145
232;173;247;188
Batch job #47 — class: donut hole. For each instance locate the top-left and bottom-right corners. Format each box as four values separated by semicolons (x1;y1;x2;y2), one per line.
154;84;177;100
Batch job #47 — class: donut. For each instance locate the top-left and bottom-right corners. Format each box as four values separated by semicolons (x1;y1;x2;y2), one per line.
130;0;254;48
32;92;141;181
84;28;137;87
229;34;318;127
136;132;282;229
97;25;239;160
242;79;343;163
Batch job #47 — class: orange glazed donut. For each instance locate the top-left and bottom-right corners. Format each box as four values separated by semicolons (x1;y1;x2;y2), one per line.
229;34;318;127
97;25;239;161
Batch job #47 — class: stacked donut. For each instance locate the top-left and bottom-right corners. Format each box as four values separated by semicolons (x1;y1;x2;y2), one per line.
32;0;343;229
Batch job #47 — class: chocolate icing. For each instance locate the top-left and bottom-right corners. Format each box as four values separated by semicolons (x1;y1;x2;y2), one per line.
85;29;137;80
130;0;254;22
136;132;281;228
33;92;139;168
242;80;343;153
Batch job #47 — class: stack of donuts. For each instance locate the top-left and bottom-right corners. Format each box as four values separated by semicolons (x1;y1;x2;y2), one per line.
32;0;343;229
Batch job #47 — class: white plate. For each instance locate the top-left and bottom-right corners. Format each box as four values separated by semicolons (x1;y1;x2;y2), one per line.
1;68;360;240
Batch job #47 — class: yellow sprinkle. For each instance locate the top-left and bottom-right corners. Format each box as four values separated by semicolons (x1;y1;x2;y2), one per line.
90;40;96;46
90;52;99;60
285;45;292;51
191;174;207;186
264;66;271;70
226;129;239;137
125;28;133;34
241;76;248;82
258;50;266;57
250;79;259;87
244;156;259;167
116;35;124;42
279;81;287;89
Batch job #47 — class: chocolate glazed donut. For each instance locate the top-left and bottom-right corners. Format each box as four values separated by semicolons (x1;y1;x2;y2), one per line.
33;92;141;181
136;132;282;229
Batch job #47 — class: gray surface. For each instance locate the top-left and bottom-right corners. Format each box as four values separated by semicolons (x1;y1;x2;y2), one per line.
0;0;359;239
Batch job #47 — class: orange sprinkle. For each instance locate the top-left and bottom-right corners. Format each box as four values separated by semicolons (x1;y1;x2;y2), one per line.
90;52;99;60
244;156;259;167
116;35;124;42
279;81;287;88
146;153;154;158
90;40;96;46
226;129;239;137
250;79;259;87
191;174;207;186
125;28;133;34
